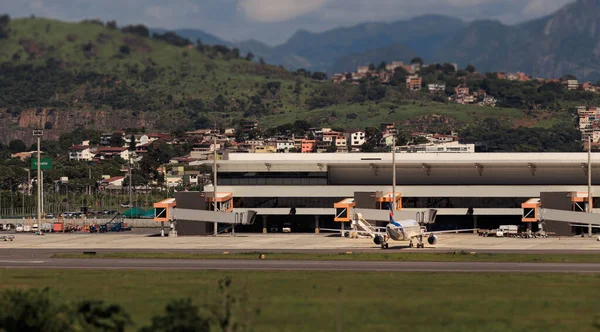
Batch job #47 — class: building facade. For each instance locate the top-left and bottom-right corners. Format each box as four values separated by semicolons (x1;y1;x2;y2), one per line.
205;153;600;232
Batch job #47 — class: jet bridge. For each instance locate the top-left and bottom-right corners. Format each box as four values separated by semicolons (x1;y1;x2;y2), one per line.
522;192;600;236
154;192;257;236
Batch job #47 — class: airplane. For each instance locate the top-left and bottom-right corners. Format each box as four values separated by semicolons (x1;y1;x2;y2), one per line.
373;206;475;249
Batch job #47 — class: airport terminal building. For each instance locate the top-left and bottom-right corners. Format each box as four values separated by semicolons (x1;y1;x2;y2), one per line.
205;152;600;232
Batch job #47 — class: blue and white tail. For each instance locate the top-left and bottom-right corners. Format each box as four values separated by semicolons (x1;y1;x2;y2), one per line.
389;203;402;228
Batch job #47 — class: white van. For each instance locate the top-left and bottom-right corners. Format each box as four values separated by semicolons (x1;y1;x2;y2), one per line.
16;224;24;232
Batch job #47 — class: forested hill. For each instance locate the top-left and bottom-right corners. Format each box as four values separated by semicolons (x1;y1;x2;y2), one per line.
0;15;584;152
0;16;329;142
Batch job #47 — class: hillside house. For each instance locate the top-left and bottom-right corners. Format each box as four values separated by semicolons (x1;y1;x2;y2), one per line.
276;140;295;152
406;75;422;91
566;80;580;90
428;83;446;93
96;147;130;160
69;144;94;161
301;140;316;153
100;176;125;191
350;132;365;148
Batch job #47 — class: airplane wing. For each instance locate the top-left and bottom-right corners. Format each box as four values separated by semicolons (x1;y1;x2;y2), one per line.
417;229;477;237
319;228;386;236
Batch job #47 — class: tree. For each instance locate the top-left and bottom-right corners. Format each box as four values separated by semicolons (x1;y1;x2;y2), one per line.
442;63;456;75
410;57;423;66
119;45;131;55
0;14;10;39
140;299;210;332
245;52;255;61
109;134;124;147
128;134;136;152
311;72;327;80
8;139;26;153
74;300;132;332
377;61;387;71
395;129;411;146
259;57;265;65
0;288;71;332
105;20;117;30
152;32;192;47
120;24;149;37
465;64;476;73
368;63;376;71
326;142;338;153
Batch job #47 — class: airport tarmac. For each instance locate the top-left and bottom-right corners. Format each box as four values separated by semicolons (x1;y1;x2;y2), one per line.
2;231;600;251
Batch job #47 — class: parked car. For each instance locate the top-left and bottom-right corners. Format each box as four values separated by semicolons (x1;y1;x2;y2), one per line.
15;224;24;232
3;223;15;231
120;203;132;208
45;213;55;219
32;224;39;232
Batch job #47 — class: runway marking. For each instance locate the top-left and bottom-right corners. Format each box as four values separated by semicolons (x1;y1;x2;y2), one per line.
0;260;45;264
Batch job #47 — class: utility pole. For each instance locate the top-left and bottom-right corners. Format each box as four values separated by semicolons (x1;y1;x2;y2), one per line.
588;136;593;237
33;130;43;231
213;121;218;235
41;171;44;215
128;156;133;209
392;123;397;211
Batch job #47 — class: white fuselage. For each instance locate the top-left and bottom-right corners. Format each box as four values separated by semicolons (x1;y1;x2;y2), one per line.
386;219;423;242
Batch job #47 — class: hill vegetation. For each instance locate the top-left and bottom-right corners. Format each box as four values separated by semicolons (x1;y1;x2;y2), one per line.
0;15;585;153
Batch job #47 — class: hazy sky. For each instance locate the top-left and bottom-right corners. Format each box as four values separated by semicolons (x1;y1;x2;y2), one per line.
1;0;575;45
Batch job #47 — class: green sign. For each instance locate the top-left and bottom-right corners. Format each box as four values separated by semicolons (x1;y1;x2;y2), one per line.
31;158;53;170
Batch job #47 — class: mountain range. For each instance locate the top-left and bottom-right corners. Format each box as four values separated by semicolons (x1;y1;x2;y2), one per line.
167;0;600;81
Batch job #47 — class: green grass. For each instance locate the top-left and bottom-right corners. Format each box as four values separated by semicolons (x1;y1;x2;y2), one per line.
1;269;600;331
259;99;552;130
52;251;600;263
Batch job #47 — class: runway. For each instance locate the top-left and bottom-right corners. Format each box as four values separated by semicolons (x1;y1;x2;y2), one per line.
2;258;600;273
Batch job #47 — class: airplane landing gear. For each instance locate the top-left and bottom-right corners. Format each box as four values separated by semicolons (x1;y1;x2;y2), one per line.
415;236;425;249
381;242;389;249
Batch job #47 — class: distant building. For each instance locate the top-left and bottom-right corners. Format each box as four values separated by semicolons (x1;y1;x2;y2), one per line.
350;132;365;148
69;145;94;161
100;176;126;191
566;80;580;90
301;140;316;153
276;141;295;152
96;147;130;160
357;66;369;74
428;83;446;93
11;152;33;161
406;75;422;91
399;142;475;153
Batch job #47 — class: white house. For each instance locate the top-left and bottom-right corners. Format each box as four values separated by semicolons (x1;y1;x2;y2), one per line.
276;141;295;152
69;144;94;161
101;176;126;190
350;132;365;147
428;83;446;92
96;147;130;160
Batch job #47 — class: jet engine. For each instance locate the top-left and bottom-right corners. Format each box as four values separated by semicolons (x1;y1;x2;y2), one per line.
374;235;384;245
427;234;438;245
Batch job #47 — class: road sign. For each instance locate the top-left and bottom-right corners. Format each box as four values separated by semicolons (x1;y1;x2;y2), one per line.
31;158;52;170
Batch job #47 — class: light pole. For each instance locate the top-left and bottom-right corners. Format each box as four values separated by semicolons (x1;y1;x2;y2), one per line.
391;124;397;211
588;136;593;237
213;122;218;235
33;130;43;229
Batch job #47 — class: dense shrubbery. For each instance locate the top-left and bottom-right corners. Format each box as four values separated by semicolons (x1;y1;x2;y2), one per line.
0;277;257;332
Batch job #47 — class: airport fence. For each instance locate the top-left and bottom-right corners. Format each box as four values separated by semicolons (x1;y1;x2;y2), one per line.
0;218;160;228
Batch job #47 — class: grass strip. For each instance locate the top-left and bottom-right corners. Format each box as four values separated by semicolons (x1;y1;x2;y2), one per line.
52;251;600;263
1;269;600;331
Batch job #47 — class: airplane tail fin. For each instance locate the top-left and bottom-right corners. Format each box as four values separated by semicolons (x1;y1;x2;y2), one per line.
389;204;402;228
